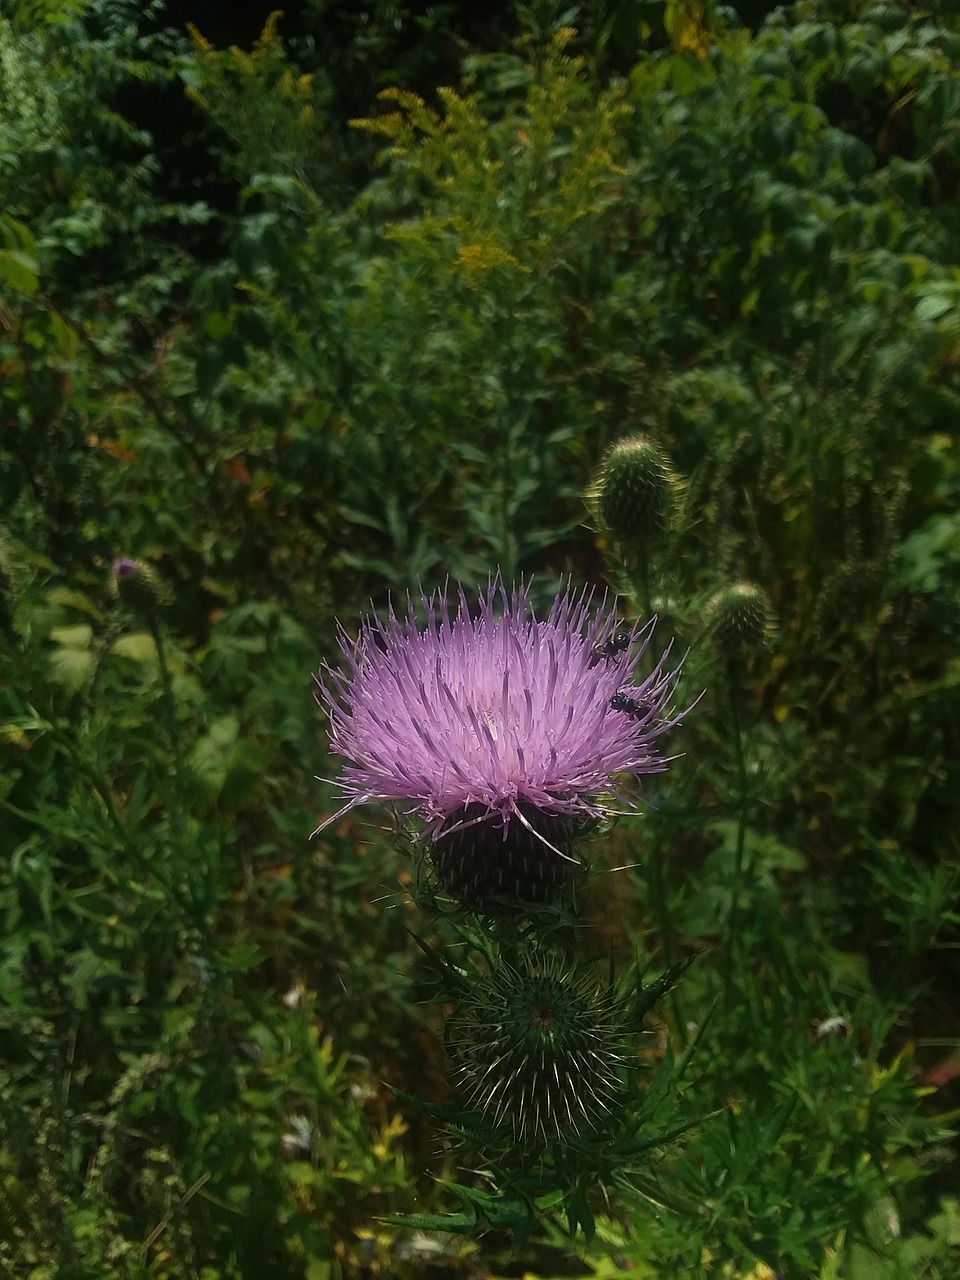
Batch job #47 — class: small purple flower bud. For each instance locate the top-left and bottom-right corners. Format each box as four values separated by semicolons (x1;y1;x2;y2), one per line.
111;557;140;581
109;557;166;611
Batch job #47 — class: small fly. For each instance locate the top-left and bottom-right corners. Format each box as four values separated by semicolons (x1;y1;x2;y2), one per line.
592;629;631;664
610;691;643;717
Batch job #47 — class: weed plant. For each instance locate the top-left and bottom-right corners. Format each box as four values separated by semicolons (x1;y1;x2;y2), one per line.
1;0;959;1276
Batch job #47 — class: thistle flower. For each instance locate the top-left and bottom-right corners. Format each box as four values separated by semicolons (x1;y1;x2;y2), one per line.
109;557;168;611
314;582;686;910
446;951;635;1150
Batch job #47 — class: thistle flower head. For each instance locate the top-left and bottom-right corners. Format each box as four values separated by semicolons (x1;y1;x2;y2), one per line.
446;951;635;1150
111;557;141;584
109;557;167;611
315;581;686;909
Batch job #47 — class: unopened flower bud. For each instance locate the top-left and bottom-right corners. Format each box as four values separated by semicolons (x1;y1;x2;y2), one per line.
591;436;681;544
706;582;775;652
447;952;634;1151
109;557;167;612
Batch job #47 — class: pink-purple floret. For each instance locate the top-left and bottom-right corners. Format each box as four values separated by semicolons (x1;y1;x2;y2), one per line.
111;557;140;580
314;582;685;841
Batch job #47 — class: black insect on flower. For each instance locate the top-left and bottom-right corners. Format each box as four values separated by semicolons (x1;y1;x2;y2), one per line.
592;628;632;664
610;691;641;717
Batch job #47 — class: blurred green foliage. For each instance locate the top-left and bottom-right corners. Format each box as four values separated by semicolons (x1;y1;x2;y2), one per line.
1;0;959;1275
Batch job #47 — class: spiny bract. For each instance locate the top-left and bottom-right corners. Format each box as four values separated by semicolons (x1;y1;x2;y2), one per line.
446;952;636;1150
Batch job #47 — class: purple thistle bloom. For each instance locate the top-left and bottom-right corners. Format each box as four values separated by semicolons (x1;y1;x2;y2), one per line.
314;582;686;909
111;557;140;581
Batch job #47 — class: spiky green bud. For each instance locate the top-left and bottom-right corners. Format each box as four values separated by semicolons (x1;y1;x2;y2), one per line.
446;952;633;1151
706;581;775;652
590;436;681;544
109;557;168;613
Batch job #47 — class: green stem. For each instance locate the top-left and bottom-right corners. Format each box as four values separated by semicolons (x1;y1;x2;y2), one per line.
630;545;686;1034
647;838;686;1040
722;657;750;1008
147;609;212;927
149;612;186;844
633;544;654;625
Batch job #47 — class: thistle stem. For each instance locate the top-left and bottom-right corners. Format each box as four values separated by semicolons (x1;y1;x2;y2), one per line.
632;546;685;1035
647;836;686;1040
633;545;654;628
722;658;750;1007
147;607;210;927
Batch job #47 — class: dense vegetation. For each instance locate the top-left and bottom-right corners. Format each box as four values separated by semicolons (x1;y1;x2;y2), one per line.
1;0;959;1276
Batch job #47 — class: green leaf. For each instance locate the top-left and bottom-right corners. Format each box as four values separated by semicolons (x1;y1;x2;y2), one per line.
189;714;241;797
0;249;39;296
48;645;95;691
111;632;158;662
49;624;93;649
379;1208;477;1234
915;293;955;323
45;310;79;357
305;1261;338;1280
45;587;101;617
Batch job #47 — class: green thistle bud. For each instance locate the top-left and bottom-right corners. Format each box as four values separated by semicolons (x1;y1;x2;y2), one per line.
706;581;775;652
446;952;634;1151
109;557;168;613
590;436;681;544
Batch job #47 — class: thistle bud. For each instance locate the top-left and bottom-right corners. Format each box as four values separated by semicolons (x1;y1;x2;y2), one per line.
590;436;681;544
706;581;775;653
446;952;634;1151
109;557;167;612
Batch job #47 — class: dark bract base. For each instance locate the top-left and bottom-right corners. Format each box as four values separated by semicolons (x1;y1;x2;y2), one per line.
429;802;583;911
